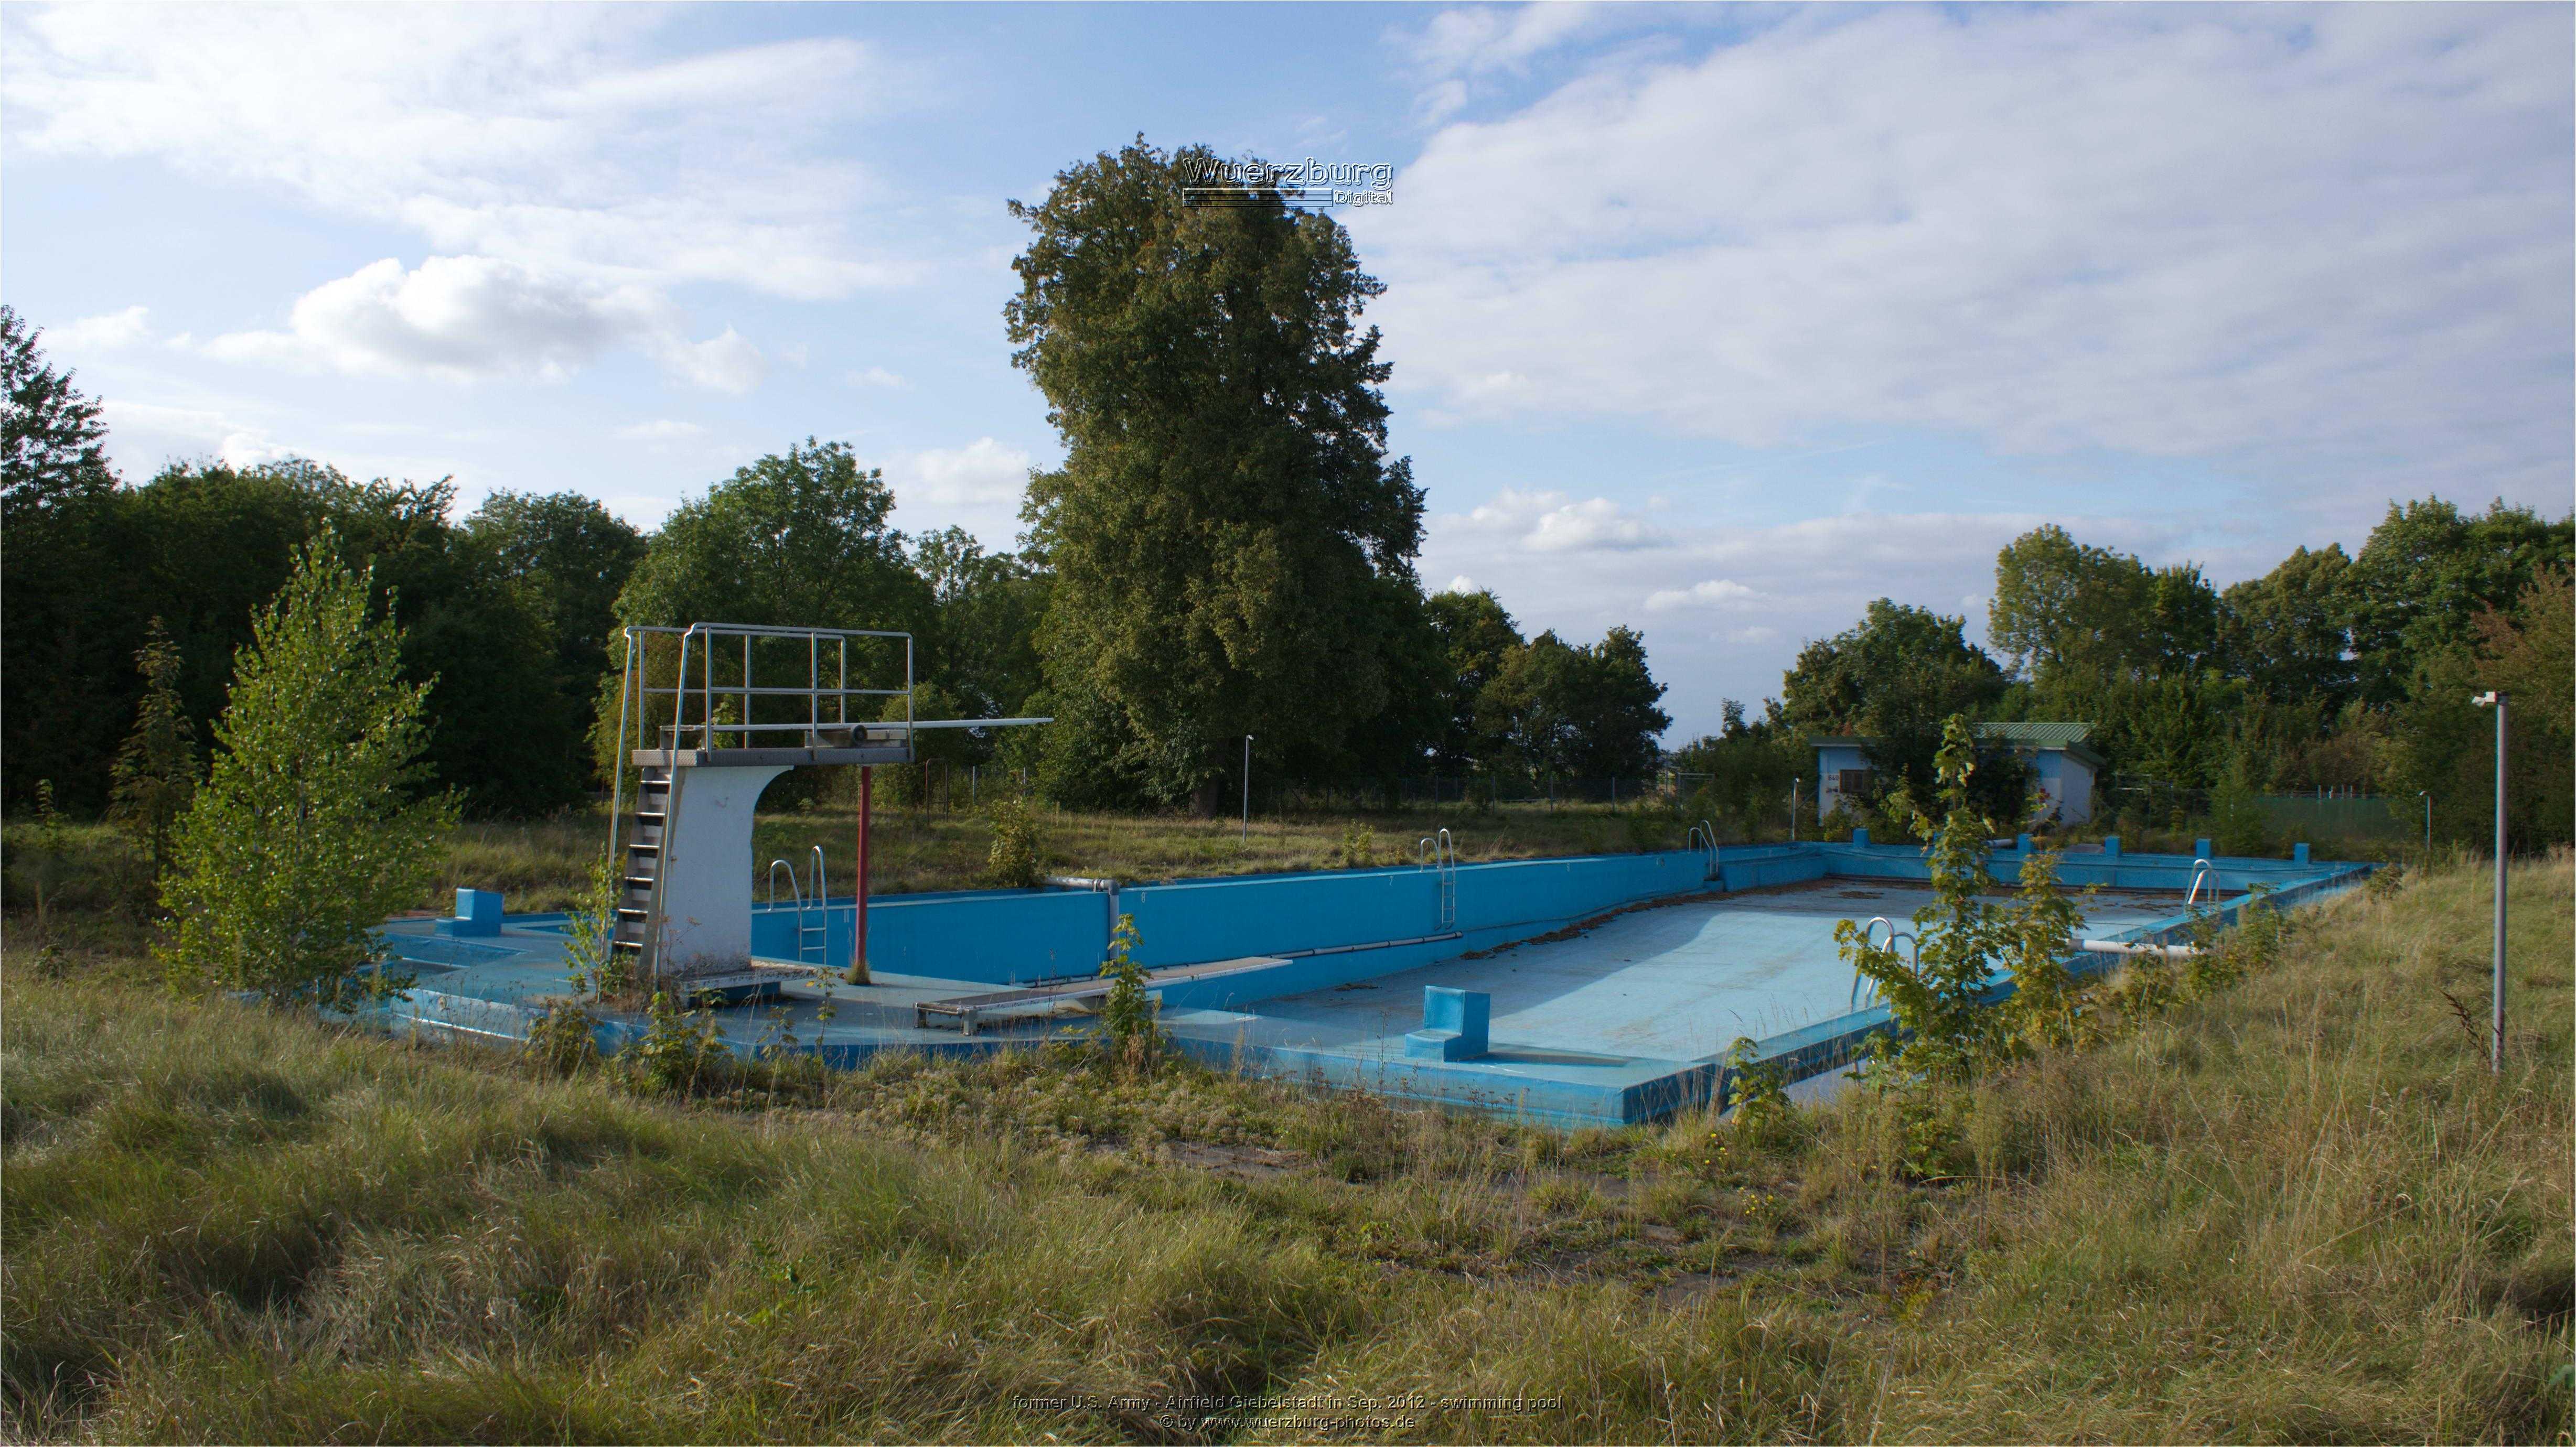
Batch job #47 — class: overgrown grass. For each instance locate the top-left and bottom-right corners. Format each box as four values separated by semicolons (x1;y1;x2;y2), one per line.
5;853;2568;1442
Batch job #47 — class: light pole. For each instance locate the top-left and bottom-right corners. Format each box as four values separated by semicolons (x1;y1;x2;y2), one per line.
2471;692;2507;1073
1241;734;1254;844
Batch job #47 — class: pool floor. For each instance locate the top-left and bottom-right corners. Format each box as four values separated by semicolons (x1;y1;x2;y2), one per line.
1163;881;2180;1066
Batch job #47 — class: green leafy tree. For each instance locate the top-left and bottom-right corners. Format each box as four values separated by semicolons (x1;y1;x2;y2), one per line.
1837;716;2010;1083
158;533;459;1005
461;489;646;772
2381;563;2573;851
910;526;1050;720
1666;698;1806;839
1477;627;1671;781
0;311;125;812
1425;589;1525;771
1007;138;1427;812
0;305;113;522
1783;599;2017;819
1990;525;2220;684
2341;498;2573;707
604;440;931;790
109;619;197;877
2220;543;2356;707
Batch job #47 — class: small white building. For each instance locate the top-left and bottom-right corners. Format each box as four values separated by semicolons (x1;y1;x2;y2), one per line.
1810;722;2105;828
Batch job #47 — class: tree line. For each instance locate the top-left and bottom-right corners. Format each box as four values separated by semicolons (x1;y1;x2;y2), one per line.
3;142;1669;830
1672;504;2572;851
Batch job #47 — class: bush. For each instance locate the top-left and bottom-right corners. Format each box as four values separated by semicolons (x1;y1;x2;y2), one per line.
156;533;457;1007
620;990;732;1095
982;795;1042;888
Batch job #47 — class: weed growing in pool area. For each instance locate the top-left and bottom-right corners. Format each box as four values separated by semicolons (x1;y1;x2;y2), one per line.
1096;911;1161;1072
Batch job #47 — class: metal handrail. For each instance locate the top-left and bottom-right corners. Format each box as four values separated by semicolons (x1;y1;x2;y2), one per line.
1850;916;1918;1010
1687;819;1719;881
1416;828;1457;930
2186;858;2216;909
622;622;914;755
765;846;831;966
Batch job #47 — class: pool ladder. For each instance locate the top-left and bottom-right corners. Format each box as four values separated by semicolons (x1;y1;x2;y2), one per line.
2185;858;2217;909
1688;819;1719;882
766;844;829;967
1416;828;1457;931
1850;915;1917;1010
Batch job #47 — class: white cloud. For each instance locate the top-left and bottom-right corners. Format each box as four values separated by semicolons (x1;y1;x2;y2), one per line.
1444;574;1480;594
102;398;289;469
1725;626;1781;645
655;327;766;395
50;305;152;351
879;437;1042;552
616;419;706;444
205;255;763;392
1644;578;1762;613
846;366;909;389
1360;6;2575;500
888;437;1033;510
1460;487;1664;553
2;7;910;299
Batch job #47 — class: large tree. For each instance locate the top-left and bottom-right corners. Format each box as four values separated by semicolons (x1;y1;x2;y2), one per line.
1007;139;1427;812
462;489;646;706
4;450;579;816
606;440;930;781
2220;543;2356;708
1781;600;2015;817
1990;524;2219;685
910;525;1050;720
1475;627;1671;782
1424;589;1523;771
0;305;112;523
2341;498;2573;708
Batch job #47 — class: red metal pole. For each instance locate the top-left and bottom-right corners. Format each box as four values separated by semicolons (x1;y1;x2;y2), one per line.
849;765;872;985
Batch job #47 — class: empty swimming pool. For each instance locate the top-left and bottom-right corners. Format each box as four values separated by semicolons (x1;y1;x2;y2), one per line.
378;837;2373;1127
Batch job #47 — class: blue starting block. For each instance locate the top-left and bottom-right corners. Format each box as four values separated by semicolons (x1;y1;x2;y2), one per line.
1404;986;1490;1061
435;888;505;937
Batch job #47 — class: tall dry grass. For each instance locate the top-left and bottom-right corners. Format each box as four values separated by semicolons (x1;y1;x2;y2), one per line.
3;851;2566;1443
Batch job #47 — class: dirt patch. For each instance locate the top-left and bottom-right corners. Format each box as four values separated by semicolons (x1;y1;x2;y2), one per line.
1161;1138;1304;1180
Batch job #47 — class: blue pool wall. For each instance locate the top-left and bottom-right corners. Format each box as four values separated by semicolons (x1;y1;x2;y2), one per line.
752;847;1736;990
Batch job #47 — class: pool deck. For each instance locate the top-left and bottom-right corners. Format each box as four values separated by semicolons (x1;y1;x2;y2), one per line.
376;840;2372;1128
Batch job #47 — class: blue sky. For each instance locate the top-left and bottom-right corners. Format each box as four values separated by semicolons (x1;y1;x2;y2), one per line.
5;2;2570;741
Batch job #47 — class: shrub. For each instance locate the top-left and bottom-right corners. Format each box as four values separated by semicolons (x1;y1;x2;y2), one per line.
525;1000;601;1076
1097;912;1158;1072
561;853;629;1001
621;989;732;1095
982;794;1042;889
108;620;196;881
157;533;457;1007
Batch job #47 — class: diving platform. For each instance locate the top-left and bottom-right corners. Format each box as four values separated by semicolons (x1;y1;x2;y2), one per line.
606;622;1048;987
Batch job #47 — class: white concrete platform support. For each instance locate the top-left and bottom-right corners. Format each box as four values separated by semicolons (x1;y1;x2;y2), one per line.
651;763;790;975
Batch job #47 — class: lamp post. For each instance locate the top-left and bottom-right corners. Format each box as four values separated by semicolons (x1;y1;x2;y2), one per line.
1241;734;1254;844
2471;692;2507;1073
